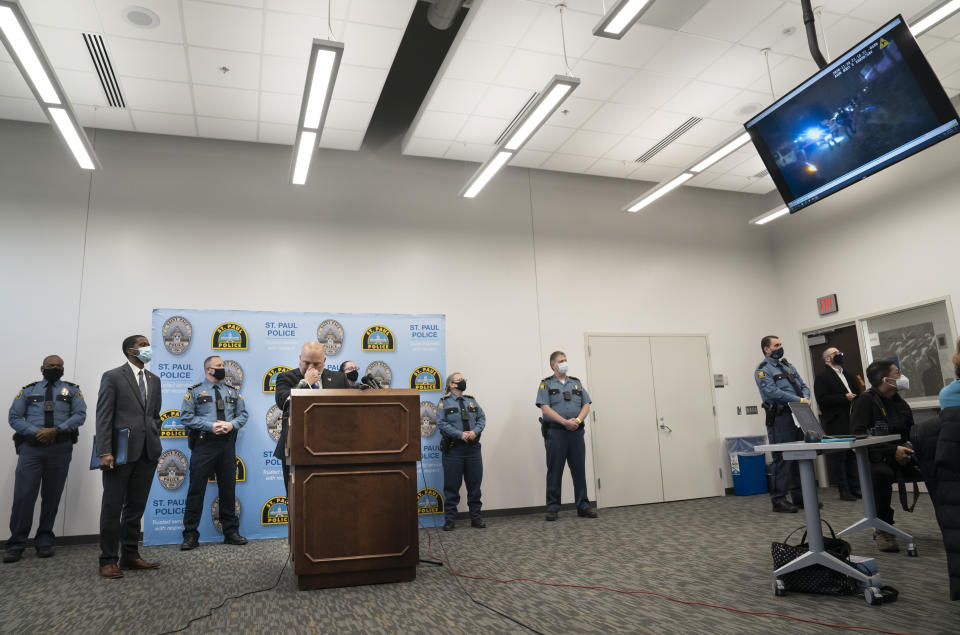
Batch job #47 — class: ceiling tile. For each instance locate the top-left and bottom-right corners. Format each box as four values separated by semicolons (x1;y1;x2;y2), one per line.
726;152;767;177
259;91;299;124
348;0;417;29
627;163;680;183
403;137;452;158
926;40;960;79
196;116;258;141
523;124;574;152
557;129;621;157
131;110;197;136
642;32;732;79
74;104;133;130
705;147;752;173
694;173;753;190
941;67;960;91
853;0;929;25
496;49;568;90
517;5;595;59
94;0;185;43
711;88;771;123
57;69;108;106
324;99;375;131
108;37;190;82
189;47;261;89
263;12;340;58
631;110;695;140
682;0;781;42
677;117;742;147
822;16;881;56
19;0;102;32
741;176;777;193
701;44;784;89
611;69;690;109
540;153;597;173
0;62;34;99
260;55;307;94
510;148;550;168
209;0;264;8
586;159;639;179
740;3;840;57
266;0;348;18
603;135;659;161
545;96;601;129
412;110;468;140
445;142;498;162
444;40;514;84
751;55;819;96
35;26;96;73
472;85;535;119
258;121;296;144
662;80;740;118
120;77;193;114
581;23;673;69
331;65;388;103
428;78;488;114
644;142;711;168
456;115;510;144
924;14;960;40
687;170;722;187
568;60;635;101
0;95;46;122
183;1;263;53
465;0;542;47
320;127;364;151
340;23;403;69
582;102;654;135
194;85;258;120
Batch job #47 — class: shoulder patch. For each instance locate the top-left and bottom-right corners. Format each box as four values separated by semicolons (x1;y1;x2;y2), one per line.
22;381;38;389
756;370;767;379
539;382;546;390
437;400;444;409
15;390;22;400
188;382;202;390
77;390;84;399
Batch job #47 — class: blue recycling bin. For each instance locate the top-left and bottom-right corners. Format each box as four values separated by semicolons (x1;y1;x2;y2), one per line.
726;436;768;496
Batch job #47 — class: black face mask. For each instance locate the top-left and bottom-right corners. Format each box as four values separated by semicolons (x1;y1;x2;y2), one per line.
770;348;785;360
346;370;359;382
832;353;845;365
42;367;64;383
455;379;467;391
212;368;226;381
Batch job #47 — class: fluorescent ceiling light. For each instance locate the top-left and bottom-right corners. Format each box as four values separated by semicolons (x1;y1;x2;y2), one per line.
503;77;577;151
690;132;751;173
48;108;95;170
0;5;59;104
461;151;513;199
750;207;789;225
593;0;655;40
625;172;694;212
291;131;317;186
290;39;343;185
910;0;960;35
303;49;336;129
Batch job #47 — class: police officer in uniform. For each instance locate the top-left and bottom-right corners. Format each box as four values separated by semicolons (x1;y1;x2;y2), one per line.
179;355;249;549
436;372;486;531
537;351;596;521
755;335;813;513
4;355;86;563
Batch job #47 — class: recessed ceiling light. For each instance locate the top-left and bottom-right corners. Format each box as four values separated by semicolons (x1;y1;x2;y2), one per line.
122;6;159;29
736;102;764;117
781;25;797;37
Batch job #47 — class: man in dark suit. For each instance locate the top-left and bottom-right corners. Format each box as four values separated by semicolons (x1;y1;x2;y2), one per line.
95;334;163;579
814;346;862;501
273;341;347;489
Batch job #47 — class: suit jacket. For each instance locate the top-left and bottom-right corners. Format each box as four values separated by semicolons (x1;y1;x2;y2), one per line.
272;367;348;461
814;365;861;435
95;364;162;463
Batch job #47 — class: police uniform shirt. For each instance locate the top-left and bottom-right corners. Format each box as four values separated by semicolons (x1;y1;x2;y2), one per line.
436;394;486;438
536;375;591;421
9;379;87;436
180;379;248;432
755;358;810;405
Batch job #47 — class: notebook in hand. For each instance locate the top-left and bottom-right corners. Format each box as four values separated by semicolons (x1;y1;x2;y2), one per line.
89;428;130;469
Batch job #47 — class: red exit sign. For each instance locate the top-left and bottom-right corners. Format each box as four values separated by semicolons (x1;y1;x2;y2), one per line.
817;294;838;315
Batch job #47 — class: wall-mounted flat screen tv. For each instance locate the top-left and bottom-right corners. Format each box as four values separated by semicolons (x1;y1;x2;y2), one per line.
745;15;959;213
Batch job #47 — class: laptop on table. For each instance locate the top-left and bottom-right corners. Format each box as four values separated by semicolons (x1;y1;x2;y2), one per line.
788;402;866;442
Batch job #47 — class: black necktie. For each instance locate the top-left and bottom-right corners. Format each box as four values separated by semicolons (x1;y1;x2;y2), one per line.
43;383;54;427
214;385;226;420
458;397;469;432
138;370;146;403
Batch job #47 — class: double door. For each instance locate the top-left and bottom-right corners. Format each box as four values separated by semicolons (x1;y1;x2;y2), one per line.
586;335;722;508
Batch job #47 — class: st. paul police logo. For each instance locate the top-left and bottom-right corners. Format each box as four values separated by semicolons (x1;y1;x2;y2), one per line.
211;498;241;534
317;320;344;356
417;488;444;515
159;409;187;439
212;322;248;350
365;361;392;387
162;316;192;355
260;496;289;525
157;449;187;490
223;360;244;389
420;401;437;437
265;405;282;442
362;325;395;351
262;365;291;393
208;456;246;483
410;366;441;392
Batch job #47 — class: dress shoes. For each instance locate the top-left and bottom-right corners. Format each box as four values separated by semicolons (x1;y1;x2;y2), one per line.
3;551;22;564
545;511;558;521
839;490;858;501
470;519;486;529
223;533;248;546
118;557;160;570
99;564;124;579
180;536;199;551
772;501;798;513
442;520;455;531
793;499;822;510
852;490;863;499
577;508;598;518
36;545;55;558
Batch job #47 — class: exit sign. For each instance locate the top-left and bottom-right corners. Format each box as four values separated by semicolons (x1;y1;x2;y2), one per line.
818;294;838;315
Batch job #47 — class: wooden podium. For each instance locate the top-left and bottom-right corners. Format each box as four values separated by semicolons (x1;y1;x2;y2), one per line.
286;388;421;590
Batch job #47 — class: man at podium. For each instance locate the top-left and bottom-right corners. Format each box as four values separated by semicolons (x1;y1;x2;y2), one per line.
273;341;347;488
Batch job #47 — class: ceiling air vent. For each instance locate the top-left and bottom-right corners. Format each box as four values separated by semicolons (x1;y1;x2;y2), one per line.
82;33;125;108
753;169;769;178
635;116;701;163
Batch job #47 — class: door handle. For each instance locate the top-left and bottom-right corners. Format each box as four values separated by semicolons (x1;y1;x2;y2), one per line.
658;417;672;433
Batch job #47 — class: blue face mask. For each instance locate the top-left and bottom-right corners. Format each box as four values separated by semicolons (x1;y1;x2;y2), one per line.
770;348;785;360
132;346;153;363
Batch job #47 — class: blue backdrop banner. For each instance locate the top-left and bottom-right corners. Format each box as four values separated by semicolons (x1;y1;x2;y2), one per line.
146;309;446;546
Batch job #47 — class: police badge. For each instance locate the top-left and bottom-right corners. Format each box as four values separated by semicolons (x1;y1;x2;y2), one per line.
265;405;282;442
365;361;393;387
316;319;344;356
157;449;187;490
419;401;437;437
162;316;193;355
211;497;242;534
223;360;244;389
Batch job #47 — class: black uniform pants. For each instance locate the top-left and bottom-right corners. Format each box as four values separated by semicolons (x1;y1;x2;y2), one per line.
545;426;588;512
871;461;900;525
767;413;803;505
442;442;483;522
182;436;238;539
99;452;156;566
6;440;72;553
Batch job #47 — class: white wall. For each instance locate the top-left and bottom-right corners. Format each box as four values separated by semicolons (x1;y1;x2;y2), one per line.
1;119;780;537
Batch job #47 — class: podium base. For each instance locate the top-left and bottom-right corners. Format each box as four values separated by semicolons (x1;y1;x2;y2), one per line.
296;566;416;590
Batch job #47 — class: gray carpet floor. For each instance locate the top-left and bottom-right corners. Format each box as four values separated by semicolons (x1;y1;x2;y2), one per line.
1;491;957;634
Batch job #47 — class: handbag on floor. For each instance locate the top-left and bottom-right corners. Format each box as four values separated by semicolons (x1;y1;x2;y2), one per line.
770;520;859;595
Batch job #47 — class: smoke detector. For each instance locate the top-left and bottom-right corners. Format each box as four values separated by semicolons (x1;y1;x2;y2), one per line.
122;6;160;29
